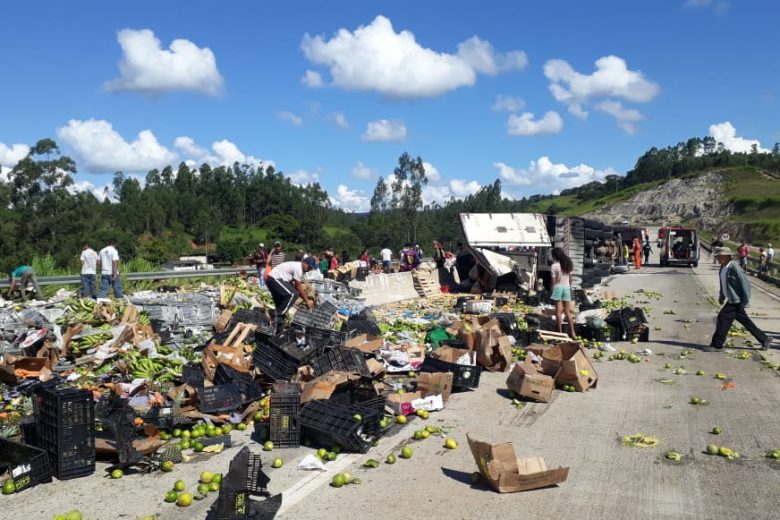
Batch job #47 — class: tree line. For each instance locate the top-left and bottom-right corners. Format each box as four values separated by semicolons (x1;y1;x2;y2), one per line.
2;136;779;273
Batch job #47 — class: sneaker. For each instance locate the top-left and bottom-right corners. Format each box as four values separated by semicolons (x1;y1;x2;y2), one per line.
759;337;772;351
701;345;722;352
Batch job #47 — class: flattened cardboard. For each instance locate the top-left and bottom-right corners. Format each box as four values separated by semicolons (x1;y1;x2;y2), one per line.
539;342;598;392
416;371;453;401
467;435;569;493
300;371;360;403
505;362;556;402
366;358;385;377
0;356;49;385
345;333;384;353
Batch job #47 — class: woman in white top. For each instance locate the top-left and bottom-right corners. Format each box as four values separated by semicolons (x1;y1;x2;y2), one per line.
550;247;577;338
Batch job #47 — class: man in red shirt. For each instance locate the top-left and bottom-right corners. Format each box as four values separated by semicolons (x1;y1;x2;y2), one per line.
737;241;749;272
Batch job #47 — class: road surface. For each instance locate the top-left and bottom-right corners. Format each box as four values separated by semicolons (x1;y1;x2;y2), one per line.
5;246;780;520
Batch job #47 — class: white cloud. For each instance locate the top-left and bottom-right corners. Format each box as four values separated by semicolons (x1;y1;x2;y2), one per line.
301;70;323;88
67;179;115;202
455;36;527;75
276;111;304;126
104;29;223;96
545;56;660;105
329;184;370;212
175;136;273;168
544;55;659;130
422;161;441;182
301;15;525;99
331;112;349;128
0;142;29;178
422;178;481;204
351;161;375;180
685;0;730;14
362;119;407;141
288;169;320;186
709;122;769;153
492;95;526;112
595;101;643;134
507;111;563;136
494;156;618;194
57;119;177;173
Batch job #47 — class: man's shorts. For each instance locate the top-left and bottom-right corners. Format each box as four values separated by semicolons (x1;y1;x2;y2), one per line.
382;260;390;270
551;286;572;302
739;257;748;266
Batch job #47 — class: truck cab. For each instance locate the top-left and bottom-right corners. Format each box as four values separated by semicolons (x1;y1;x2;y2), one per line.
659;227;699;267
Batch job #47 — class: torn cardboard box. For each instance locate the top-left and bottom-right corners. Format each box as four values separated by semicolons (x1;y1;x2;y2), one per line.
539;342;598;392
475;329;512;372
387;391;422;415
416;371;453;402
505;361;557;403
467;435;569;493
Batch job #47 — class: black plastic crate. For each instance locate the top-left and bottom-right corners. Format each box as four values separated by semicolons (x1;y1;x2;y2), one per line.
489;312;519;336
143;404;192;429
215;364;264;405
199;383;243;414
252;337;301;381
300;399;383;453
419;357;482;390
305;326;351;349
21;416;39;447
213;446;276;520
515;330;541;347
0;437;53;492
182;363;205;387
345;317;382;336
310;347;371;378
269;390;301;448
35;386;95;480
291;301;338;329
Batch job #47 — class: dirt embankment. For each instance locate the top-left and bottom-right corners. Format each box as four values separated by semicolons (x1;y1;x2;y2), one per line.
582;172;745;237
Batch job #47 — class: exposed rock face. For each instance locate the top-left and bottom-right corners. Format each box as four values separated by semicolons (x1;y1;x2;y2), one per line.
582;172;736;234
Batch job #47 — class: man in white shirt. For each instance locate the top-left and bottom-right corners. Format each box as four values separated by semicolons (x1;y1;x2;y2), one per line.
380;246;392;273
98;239;123;298
267;257;317;334
79;242;99;299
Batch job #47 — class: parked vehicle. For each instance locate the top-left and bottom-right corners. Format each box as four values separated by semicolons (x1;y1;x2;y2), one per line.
659;227;699;267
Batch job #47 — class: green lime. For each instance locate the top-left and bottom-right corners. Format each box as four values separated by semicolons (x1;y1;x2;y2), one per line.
173;480;186;492
164;490;178;503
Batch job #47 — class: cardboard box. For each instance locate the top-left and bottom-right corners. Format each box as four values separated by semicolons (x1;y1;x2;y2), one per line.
345;334;384;353
387;391;422;415
433;346;475;365
366;358;385;377
0;356;49;385
539;342;598;392
467;435;569;493
214;309;233;333
505;362;556;403
475;330;512;372
416;371;453;402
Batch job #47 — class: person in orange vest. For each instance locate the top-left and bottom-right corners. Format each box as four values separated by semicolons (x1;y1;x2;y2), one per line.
633;237;642;269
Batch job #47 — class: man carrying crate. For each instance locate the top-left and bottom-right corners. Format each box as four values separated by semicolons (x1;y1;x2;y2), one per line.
266;257;317;334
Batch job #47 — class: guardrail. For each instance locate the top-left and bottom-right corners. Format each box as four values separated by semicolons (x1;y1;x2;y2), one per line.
0;268;245;289
700;239;780;287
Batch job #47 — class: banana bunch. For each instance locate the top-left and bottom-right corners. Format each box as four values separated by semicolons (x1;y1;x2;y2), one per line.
138;312;151;326
69;327;114;356
56;298;100;325
130;357;167;380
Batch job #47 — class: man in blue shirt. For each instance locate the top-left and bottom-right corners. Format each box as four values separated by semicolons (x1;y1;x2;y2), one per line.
7;265;41;300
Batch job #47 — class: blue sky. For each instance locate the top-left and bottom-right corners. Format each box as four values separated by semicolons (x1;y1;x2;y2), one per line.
1;0;778;210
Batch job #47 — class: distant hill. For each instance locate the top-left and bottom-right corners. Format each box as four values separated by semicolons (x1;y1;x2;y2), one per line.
525;166;780;245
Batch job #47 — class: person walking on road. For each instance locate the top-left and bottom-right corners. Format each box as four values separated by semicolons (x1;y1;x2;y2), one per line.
704;247;771;352
432;240;446;269
380;246;392;273
80;241;99;298
7;265;41;300
632;238;642;269
550;248;577;338
98;239;123;298
642;240;653;266
252;243;268;286
711;236;724;265
266;257;317;334
737;240;749;272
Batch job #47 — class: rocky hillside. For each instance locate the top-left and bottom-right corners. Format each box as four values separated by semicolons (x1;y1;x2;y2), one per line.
582;171;740;235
